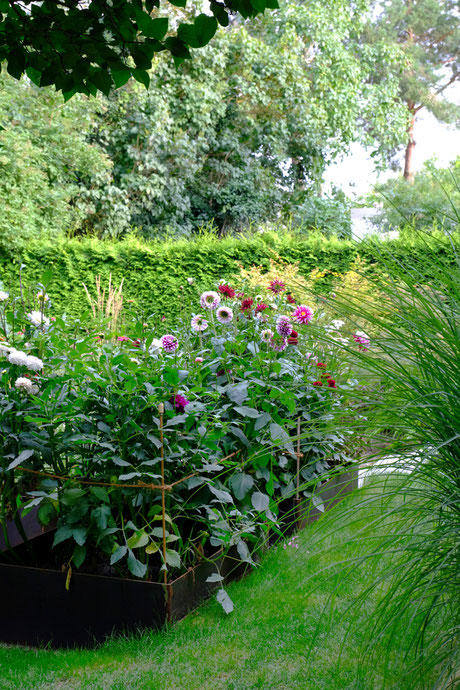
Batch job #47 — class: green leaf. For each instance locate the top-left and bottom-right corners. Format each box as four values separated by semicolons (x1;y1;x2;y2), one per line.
226;382;248;404
194;14;217;46
92;504;112;530
216;588;234;614
7;49;25;80
8;449;34;470
163;367;180;386
210;1;229;27
72;544;87;568
111;69;131;89
230;426;249;447
90;486;110;503
110;544;127;565
251;491;270;512
127;530;149;549
230;472;254;500
53;525;74;547
132;68;150;89
127;549;147;578
254;412;271;431
206;572;224;582
209;485;233;503
236;539;252;563
37;502;56;526
165;548;181;568
72;526;87;546
234;406;260;418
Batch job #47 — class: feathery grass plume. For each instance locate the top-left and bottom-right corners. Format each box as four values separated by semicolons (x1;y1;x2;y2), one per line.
82;273;124;333
290;229;460;687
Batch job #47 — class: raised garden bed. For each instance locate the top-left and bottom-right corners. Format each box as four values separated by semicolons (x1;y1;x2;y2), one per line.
0;469;357;649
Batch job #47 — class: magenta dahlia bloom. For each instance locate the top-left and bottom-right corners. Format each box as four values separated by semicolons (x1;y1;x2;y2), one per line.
161;335;179;353
200;291;220;310
218;284;236;298
269;335;288;352
170;393;190;413
268;278;286;294
276;315;293;338
191;314;208;332
353;332;370;350
216;306;233;324
293;305;314;324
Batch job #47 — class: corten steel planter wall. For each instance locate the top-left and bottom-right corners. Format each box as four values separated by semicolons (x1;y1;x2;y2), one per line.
0;548;227;648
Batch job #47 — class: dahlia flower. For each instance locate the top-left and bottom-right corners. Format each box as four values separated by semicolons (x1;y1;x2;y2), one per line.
293;305;314;325
216;306;233;324
186;277;194;285
149;338;163;355
353;331;370;350
171;393;190;413
260;328;274;343
327;379;337;388
218;284;236;298
195;356;204;363
15;377;33;393
200;291;220;310
331;319;345;330
268;278;286;294
37;291;49;303
26;355;44;372
191;314;208;332
313;381;323;387
0;291;9;301
287;330;298;345
240;298;254;312
276;315;293;338
8;350;29;366
255;303;268;314
286;293;296;305
27;311;50;329
161;335;179;353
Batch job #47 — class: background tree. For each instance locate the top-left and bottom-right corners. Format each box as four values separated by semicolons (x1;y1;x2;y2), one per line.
364;0;460;180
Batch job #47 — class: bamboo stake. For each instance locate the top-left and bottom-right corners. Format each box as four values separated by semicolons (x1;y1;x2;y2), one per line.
159;403;168;588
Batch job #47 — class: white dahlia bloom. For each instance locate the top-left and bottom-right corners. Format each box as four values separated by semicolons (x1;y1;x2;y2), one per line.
27;311;50;328
15;377;33;393
26;355;44;372
0;291;9;301
8;350;29;366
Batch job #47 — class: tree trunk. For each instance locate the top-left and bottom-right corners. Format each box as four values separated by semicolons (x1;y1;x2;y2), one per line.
404;104;416;181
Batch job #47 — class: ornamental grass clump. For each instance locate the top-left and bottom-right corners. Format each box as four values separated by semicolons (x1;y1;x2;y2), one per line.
297;233;460;687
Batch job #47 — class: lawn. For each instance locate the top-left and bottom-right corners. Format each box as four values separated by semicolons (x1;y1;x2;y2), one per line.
0;478;432;690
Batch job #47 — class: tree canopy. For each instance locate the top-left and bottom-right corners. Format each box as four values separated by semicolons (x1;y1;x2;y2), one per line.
0;0;278;98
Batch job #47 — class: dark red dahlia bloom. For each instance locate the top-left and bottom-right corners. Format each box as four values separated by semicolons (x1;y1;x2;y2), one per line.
287;330;298;345
286;293;296;305
316;362;327;369
268;278;286;294
255;303;268;313
313;381;323;387
241;298;254;312
170;393;190;413
218;284;236;298
327;379;337;388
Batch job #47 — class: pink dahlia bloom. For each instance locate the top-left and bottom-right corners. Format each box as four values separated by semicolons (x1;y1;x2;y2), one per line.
293;305;314;324
191;314;208;332
195;356;204;363
268;278;286;294
117;336;130;342
161;335;179;353
216;306;233;324
276;315;293;338
200;291;220;310
260;328;274;343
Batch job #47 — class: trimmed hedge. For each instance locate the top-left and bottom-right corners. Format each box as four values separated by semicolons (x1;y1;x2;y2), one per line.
0;233;456;328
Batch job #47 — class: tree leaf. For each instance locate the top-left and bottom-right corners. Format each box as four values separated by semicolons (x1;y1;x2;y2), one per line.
165;548;181;568
234;406;260;418
226;382;248;404
206;572;224;582
209;485;234;503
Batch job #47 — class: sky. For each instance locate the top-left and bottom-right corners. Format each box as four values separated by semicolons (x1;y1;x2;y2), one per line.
324;83;460;200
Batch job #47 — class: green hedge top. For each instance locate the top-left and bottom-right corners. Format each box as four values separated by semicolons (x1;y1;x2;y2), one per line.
0;232;456;329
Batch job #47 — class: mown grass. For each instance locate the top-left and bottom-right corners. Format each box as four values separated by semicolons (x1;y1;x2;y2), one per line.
0;479;437;690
